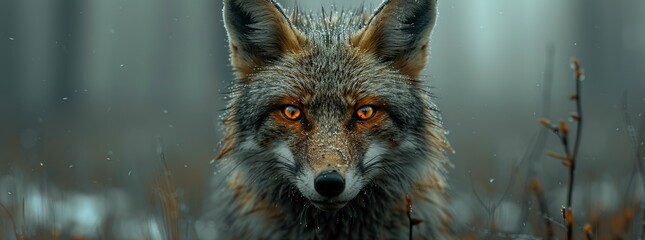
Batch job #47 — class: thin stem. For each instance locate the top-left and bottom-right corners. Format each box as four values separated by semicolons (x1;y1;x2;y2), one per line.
621;93;645;239
570;58;583;208
565;58;583;240
0;202;21;240
541;59;584;240
638;117;645;240
636;102;645;240
531;179;555;239
21;198;26;240
406;194;413;240
519;45;556;233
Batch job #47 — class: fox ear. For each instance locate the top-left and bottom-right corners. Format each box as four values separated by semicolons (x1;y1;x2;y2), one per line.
223;0;304;77
352;0;437;78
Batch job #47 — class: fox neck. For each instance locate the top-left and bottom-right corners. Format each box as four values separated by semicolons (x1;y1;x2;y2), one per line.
247;178;408;235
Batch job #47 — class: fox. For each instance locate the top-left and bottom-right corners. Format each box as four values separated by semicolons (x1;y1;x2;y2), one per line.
199;0;454;238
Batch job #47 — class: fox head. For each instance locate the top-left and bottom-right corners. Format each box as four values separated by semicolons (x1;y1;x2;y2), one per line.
220;0;449;212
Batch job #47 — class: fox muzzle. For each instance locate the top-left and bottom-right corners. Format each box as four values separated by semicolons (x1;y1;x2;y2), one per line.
314;170;345;198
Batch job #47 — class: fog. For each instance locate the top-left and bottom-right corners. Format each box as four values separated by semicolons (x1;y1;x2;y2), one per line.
1;0;644;238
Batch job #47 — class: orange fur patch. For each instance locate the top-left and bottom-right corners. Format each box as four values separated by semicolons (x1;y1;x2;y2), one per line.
230;0;305;78
226;172;283;222
309;149;348;174
271;97;309;133
350;1;431;78
394;49;428;79
353;96;387;133
216;127;237;160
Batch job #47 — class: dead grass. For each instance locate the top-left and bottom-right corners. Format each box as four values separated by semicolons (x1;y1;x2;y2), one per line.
151;149;180;240
0;200;23;240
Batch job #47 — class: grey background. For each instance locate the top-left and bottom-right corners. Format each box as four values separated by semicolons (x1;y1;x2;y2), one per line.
1;0;644;237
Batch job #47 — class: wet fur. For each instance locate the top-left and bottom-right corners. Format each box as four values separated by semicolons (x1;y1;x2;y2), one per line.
200;0;453;239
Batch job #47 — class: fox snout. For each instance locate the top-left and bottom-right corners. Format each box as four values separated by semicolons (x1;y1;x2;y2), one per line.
314;170;345;197
309;169;350;211
290;135;373;211
306;168;354;211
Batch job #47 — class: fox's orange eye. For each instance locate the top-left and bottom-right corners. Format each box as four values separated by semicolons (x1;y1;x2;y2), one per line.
356;106;375;120
282;105;302;120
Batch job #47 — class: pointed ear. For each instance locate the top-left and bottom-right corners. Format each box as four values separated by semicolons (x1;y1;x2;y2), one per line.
223;0;304;77
351;0;437;78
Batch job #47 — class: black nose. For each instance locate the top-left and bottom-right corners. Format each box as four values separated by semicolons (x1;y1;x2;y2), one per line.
314;170;345;197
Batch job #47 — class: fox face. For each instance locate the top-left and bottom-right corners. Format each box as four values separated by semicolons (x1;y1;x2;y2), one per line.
219;0;448;214
243;53;429;211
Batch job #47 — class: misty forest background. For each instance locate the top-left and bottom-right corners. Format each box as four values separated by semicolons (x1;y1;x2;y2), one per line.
1;0;644;239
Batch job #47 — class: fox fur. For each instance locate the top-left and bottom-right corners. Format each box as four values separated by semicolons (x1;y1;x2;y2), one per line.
200;0;454;238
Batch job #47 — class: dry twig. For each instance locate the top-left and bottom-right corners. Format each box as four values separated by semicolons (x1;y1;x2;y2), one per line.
152;141;180;240
530;179;555;239
0;201;23;240
540;58;584;240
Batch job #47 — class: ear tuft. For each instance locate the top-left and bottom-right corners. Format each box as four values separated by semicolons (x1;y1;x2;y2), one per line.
351;0;438;78
223;0;304;77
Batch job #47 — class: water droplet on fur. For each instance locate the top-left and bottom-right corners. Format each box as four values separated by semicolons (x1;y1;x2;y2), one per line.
7;192;12;195
8;37;14;41
68;164;74;168
40;162;44;167
489;178;495;183
128;170;132;176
